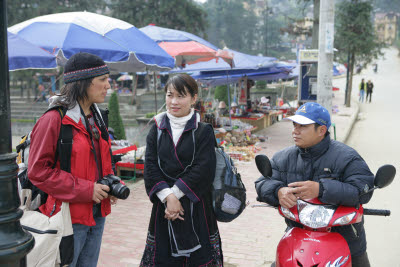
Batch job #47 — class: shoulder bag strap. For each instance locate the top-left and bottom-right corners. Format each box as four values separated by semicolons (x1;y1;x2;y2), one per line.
48;106;72;172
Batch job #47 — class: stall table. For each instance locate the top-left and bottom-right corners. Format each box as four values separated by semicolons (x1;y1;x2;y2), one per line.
230;115;268;130
115;162;144;178
229;110;283;131
112;145;144;180
266;110;283;126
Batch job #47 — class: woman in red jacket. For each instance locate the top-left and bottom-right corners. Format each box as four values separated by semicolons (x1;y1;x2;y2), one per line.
28;52;115;267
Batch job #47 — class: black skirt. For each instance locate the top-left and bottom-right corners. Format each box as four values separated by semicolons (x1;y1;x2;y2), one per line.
140;191;223;267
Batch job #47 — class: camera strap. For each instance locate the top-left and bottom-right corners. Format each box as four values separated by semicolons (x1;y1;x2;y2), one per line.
80;104;102;181
90;105;109;142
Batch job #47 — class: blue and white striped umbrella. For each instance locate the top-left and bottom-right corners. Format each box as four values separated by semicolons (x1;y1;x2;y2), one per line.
9;11;175;72
8;31;57;71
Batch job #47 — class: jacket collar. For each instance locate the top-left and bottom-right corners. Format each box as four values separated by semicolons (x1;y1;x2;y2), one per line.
48;95;105;128
154;111;200;132
298;133;331;157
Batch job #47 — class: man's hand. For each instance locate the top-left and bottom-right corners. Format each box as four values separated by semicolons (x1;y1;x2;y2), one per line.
93;183;110;203
165;194;184;221
277;187;297;209
288;181;319;200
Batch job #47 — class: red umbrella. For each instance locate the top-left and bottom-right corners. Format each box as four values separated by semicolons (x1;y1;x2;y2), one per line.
158;41;233;67
140;25;234;68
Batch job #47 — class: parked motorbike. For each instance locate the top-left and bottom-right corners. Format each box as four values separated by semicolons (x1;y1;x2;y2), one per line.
254;154;396;267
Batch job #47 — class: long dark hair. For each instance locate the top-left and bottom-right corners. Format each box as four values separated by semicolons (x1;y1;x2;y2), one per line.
53;78;93;108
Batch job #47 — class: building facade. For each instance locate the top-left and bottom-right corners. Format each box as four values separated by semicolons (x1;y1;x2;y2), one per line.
375;12;399;45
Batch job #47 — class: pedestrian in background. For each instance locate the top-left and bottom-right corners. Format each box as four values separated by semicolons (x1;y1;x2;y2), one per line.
38;83;46;102
373;63;378;73
140;73;223;266
366;80;374;103
359;78;366;103
28;52;118;267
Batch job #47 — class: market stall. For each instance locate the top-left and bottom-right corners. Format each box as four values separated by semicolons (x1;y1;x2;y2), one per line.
112;145;146;180
229;109;283;130
213;126;264;162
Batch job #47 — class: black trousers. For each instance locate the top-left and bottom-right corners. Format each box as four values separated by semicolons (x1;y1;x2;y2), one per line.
366;91;372;102
352;252;370;267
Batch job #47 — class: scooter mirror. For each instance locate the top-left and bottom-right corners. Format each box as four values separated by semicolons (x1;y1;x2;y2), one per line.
255;154;272;177
374;165;396;188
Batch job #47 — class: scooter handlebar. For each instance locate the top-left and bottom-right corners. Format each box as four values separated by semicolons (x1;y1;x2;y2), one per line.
363;208;391;216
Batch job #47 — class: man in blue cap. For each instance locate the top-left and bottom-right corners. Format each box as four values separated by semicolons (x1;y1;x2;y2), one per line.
255;102;374;266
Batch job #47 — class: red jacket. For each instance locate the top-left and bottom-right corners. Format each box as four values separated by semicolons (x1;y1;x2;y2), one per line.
28;103;113;226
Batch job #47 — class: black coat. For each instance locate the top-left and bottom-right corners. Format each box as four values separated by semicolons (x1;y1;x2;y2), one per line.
141;112;223;267
367;82;374;93
255;134;374;257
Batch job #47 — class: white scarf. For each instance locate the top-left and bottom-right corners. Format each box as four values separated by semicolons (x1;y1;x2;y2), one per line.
166;108;194;145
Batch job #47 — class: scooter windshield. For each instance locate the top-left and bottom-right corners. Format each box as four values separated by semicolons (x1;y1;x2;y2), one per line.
297;200;336;228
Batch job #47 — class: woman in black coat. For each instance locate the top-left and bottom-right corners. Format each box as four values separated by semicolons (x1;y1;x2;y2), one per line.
366;80;374;103
140;74;223;267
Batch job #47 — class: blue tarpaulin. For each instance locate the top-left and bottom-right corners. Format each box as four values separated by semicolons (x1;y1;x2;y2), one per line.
165;48;294;86
190;61;296;86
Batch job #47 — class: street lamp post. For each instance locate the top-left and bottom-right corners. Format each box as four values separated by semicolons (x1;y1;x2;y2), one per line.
0;0;35;266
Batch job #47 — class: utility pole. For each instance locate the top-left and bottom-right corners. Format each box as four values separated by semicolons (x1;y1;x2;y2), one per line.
316;0;334;115
0;0;35;265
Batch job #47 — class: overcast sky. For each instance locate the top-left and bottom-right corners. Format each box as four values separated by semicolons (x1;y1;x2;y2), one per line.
194;0;206;3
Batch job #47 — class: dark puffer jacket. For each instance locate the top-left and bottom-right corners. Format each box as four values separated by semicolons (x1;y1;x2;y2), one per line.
255;134;374;257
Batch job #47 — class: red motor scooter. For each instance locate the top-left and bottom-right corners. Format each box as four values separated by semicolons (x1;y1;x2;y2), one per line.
254;154;396;267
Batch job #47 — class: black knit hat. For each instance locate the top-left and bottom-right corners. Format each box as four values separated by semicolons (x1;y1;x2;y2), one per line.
64;52;109;84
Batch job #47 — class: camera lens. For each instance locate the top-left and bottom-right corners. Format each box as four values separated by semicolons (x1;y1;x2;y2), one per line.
110;183;130;200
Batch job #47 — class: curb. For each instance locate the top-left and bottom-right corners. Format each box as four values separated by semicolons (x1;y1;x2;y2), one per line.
340;96;360;144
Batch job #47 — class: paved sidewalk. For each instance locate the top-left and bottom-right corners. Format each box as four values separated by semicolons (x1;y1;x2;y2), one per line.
97;87;359;266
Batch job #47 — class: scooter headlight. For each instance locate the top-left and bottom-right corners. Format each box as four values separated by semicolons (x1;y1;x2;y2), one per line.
280;206;296;220
333;212;356;226
298;200;336;228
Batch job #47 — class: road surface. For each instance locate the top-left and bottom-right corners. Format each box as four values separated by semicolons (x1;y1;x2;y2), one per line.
340;48;400;266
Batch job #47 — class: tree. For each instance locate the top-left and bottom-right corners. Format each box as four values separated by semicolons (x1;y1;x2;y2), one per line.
110;0;207;36
260;5;285;57
108;92;126;140
373;0;400;55
214;85;235;107
296;0;320;48
7;1;107;26
372;0;400;13
204;0;308;58
214;85;228;106
335;0;384;107
204;0;259;53
311;0;320;49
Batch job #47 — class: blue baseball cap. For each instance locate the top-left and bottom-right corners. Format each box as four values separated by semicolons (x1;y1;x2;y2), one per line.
286;102;331;129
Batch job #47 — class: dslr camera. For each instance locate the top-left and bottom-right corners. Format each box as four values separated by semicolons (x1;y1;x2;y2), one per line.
97;174;130;200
